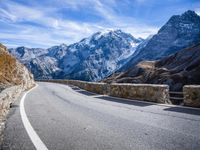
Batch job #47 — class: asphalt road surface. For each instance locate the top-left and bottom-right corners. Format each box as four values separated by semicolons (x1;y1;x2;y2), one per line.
2;82;200;150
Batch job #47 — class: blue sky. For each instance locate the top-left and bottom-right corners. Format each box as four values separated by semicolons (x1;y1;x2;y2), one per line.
0;0;200;48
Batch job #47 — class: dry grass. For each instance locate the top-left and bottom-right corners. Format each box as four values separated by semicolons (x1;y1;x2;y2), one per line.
0;45;22;85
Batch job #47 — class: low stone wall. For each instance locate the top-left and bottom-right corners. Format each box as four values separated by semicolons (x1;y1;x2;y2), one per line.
68;80;107;95
82;82;107;95
39;80;108;95
0;82;35;145
38;80;170;104
0;85;22;144
108;83;170;103
38;80;200;108
183;85;200;108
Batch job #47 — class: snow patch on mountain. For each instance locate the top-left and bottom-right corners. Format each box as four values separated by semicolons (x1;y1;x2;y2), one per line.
120;10;200;71
9;30;144;81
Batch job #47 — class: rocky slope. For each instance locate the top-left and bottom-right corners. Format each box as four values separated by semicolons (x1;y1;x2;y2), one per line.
8;46;62;79
0;43;35;145
9;30;143;81
104;44;200;91
120;10;200;71
59;30;143;81
0;43;34;89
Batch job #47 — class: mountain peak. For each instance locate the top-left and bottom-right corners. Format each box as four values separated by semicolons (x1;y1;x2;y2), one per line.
79;29;138;45
120;10;200;71
60;43;67;48
180;10;200;22
111;29;123;34
92;29;142;43
17;46;26;49
161;10;200;29
182;10;199;17
60;43;67;46
95;29;126;37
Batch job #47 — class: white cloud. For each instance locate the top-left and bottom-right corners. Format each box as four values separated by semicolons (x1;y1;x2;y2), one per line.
0;0;158;48
0;8;17;22
0;1;43;22
195;8;200;15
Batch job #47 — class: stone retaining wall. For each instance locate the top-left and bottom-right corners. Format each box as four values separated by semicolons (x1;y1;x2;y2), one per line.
183;85;200;107
0;82;35;145
70;81;107;95
108;83;170;103
39;80;108;95
38;80;200;108
39;80;170;104
0;85;22;144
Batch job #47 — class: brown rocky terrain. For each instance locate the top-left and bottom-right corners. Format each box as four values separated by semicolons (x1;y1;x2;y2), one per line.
0;43;34;89
0;43;35;145
103;44;200;91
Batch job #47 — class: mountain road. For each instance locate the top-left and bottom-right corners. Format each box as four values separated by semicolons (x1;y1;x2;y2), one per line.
2;82;200;150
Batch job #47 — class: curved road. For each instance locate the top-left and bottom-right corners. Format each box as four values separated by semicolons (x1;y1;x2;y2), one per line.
2;82;200;150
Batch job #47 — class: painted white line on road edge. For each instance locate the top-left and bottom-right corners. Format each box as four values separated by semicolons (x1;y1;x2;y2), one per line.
20;84;49;150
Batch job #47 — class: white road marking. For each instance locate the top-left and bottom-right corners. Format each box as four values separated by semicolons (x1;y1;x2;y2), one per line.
20;85;49;150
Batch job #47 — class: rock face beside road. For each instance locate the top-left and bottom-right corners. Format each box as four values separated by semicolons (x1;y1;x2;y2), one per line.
0;43;35;145
0;43;34;89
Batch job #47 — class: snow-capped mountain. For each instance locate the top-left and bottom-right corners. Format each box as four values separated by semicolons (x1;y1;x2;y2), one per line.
104;43;200;91
9;30;143;80
8;46;48;63
59;30;143;81
120;10;200;71
48;44;68;60
8;10;200;82
8;46;61;79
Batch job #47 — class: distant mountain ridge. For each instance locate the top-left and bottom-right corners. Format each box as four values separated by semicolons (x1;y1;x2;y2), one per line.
120;10;200;71
8;10;200;82
9;46;62;79
9;30;143;80
103;43;200;91
59;30;143;81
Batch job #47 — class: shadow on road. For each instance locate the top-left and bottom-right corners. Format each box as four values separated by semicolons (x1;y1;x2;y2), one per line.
70;86;200;112
71;86;154;107
96;96;155;107
71;87;81;90
70;86;98;96
75;90;97;96
164;107;200;116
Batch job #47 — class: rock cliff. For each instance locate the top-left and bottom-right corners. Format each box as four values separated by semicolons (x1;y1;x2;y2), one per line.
0;43;34;89
0;43;35;145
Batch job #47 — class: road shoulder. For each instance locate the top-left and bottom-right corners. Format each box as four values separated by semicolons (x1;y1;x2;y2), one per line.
1;92;35;150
